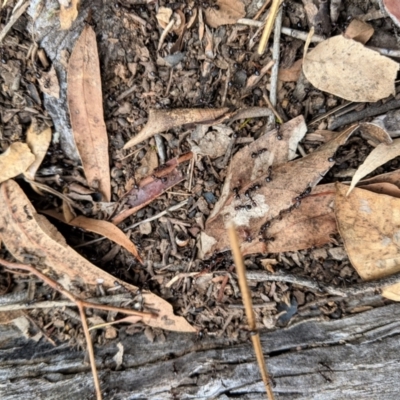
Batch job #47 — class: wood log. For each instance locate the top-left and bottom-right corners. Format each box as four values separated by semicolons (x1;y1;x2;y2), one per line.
1;304;400;399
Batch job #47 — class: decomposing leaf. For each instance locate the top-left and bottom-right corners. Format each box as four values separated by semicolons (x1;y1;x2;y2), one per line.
348;138;399;196
335;183;400;301
68;25;111;201
344;19;374;44
123;107;229;150
112;153;193;225
37;65;60;98
303;35;398;102
24;121;52;180
204;0;245;28
156;6;172;28
0;179;195;332
278;59;303;82
60;0;80;30
201;123;360;257
43;211;143;264
0;142;35;184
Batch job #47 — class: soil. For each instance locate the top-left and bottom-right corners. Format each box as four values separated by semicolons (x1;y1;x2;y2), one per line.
0;0;399;350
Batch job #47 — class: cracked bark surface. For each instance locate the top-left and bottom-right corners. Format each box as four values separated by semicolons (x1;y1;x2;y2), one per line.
1;304;400;399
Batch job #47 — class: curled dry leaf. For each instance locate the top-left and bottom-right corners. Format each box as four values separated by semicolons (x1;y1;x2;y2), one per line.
59;0;80;30
335;183;400;301
201;123;359;257
204;0;245;28
347;126;396;195
24;121;52;180
43;211;143;264
38;65;61;99
0;179;195;332
0;142;35;184
344;19;374;44
303;35;398;102
68;25;111;201
123;107;229;149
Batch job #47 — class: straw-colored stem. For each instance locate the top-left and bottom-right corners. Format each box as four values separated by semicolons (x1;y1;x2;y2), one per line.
257;0;281;55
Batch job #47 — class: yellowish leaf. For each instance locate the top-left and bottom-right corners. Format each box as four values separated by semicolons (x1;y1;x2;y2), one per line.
0;142;35;184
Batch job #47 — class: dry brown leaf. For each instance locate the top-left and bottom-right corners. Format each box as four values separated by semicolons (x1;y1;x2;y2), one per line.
38;65;61;98
204;0;245;28
348;138;399;196
359;182;400;198
68;25;111;201
156;6;172;28
60;0;80;30
335;183;400;301
123;107;229;150
201;124;360;257
44;211;143;264
0;179;195;332
344;19;374;44
303;35;398;102
279;59;303;82
24;121;52;180
0;142;35;184
135;148;158;182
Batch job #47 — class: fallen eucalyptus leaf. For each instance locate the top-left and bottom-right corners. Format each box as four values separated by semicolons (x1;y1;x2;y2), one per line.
204;0;245;28
0;142;35;184
68;25;111;201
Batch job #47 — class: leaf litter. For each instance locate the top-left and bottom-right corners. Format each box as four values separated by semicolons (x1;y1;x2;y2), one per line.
3;1;400;388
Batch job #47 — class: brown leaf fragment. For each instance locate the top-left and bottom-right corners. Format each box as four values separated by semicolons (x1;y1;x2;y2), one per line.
123;108;229;149
24;121;52;180
0;179;195;332
205;0;246;28
201;124;359;257
68;25;111;201
303;35;398;102
38;65;60;99
381;0;400;28
60;0;80;30
279;59;303;82
344;19;374;44
0;142;35;184
335;183;400;301
44;211;143;264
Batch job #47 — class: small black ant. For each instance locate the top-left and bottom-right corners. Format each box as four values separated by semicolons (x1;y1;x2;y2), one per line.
259;222;270;234
235;204;252;211
260;236;275;242
43;77;51;89
265;166;272;182
232;186;241;199
276;125;283;140
294;186;312;203
251;148;268;158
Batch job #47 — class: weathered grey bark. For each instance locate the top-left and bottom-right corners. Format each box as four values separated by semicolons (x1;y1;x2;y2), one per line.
1;304;400;399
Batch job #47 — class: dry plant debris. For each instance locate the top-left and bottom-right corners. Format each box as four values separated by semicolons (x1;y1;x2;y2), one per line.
2;0;400;396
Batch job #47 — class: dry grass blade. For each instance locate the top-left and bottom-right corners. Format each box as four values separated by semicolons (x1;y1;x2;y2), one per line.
227;224;275;400
258;0;281;55
67;25;111;201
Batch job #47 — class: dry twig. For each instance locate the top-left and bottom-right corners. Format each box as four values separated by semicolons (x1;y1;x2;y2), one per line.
227;225;275;400
257;0;281;55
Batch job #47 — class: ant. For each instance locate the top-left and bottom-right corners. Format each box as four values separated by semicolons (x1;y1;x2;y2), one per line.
251;148;268;158
152;174;167;183
294;186;312;203
232;186;241;200
234;204;252;211
276;125;283;140
259;222;270;235
43;77;51;89
265;166;272;182
243;230;253;242
259;236;275;243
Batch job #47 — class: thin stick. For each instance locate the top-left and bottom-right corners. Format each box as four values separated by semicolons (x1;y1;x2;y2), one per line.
269;7;283;107
262;89;283;123
77;301;102;400
254;0;272;20
0;1;29;43
258;0;281;55
227;225;275;400
157;16;175;51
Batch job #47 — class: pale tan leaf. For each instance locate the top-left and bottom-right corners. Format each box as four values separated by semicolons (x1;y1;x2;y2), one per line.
60;0;80;30
348;137;399;196
44;211;143;264
303;35;398;102
37;65;60;98
24;121;52;180
156;6;172;29
0;180;196;333
68;25;111;201
344;19;374;44
279;59;303;82
123;107;229;150
204;0;246;28
335;183;400;301
0;142;35;184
